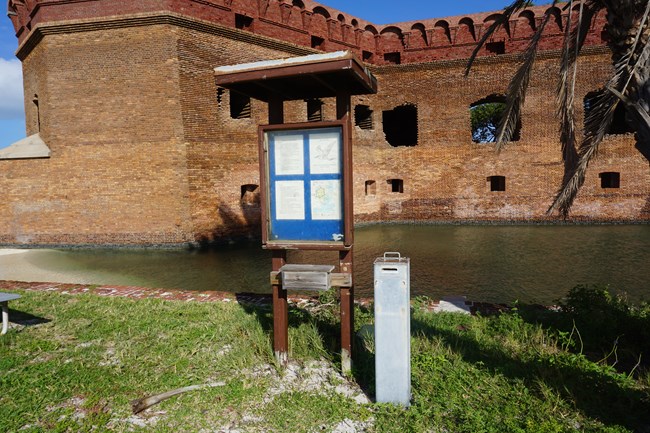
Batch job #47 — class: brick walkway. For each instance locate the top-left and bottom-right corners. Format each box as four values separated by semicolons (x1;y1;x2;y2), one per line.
0;280;344;309
0;280;511;314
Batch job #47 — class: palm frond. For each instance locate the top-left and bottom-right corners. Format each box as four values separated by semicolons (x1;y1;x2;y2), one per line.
618;0;650;94
549;1;650;216
494;11;554;150
548;76;624;217
556;1;601;170
464;0;534;76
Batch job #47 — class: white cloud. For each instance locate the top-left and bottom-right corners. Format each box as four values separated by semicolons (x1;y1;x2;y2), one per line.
0;58;24;120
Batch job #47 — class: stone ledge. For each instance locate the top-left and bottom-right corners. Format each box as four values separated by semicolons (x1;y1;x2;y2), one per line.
0;134;51;160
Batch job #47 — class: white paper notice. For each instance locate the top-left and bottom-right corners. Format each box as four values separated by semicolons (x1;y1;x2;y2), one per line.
310;180;342;220
275;180;305;220
274;135;304;175
309;132;340;174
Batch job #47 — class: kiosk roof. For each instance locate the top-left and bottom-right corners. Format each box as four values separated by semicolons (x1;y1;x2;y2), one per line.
214;51;377;101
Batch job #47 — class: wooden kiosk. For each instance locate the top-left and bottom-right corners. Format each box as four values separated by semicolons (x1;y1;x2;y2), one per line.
215;51;377;372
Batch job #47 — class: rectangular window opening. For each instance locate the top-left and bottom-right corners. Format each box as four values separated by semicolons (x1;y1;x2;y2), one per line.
217;88;225;108
383;104;418;146
362;50;374;62
365;180;376;196
355;105;373;130
306;99;323;122
599;172;620;188
311;36;325;50
230;91;251;119
383;52;401;65
388;179;404;193
488;175;506;192
235;14;254;30
486;41;505;55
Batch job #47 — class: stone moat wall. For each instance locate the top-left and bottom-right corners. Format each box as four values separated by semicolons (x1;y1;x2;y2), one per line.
1;0;648;246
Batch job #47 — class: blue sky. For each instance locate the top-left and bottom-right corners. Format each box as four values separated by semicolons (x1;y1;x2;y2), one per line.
0;1;538;149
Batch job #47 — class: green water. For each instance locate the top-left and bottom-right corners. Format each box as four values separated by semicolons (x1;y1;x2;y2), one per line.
1;224;649;304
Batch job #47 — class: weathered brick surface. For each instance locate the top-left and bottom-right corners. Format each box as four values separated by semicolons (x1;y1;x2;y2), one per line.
353;51;650;223
9;1;607;64
1;25;193;245
1;0;647;247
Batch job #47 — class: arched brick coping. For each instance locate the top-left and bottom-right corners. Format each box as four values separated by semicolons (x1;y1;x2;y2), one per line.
8;0;607;66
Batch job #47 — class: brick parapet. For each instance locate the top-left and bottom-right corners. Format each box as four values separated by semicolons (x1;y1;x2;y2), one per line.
13;10;319;61
8;0;608;66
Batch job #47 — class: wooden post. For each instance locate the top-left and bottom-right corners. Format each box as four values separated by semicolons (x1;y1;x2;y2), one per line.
268;97;289;366
272;249;288;365
339;250;354;374
337;92;354;374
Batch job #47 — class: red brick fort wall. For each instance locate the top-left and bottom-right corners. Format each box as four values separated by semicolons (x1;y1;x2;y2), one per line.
1;0;647;246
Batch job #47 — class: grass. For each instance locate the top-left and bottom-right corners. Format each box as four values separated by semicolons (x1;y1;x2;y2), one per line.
1;287;649;432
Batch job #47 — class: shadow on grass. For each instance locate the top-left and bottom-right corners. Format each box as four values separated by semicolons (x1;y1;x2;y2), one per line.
515;290;650;375
412;316;650;432
234;294;377;398
234;293;340;355
7;309;50;328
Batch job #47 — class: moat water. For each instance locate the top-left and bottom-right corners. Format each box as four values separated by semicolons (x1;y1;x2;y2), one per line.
1;224;649;304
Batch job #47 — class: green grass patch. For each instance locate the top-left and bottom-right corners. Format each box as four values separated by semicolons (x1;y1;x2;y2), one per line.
0;287;648;432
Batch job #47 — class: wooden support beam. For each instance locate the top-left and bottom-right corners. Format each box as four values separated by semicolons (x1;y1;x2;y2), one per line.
269;271;352;288
271;250;288;366
336;93;355;375
339;249;354;375
268;98;288;366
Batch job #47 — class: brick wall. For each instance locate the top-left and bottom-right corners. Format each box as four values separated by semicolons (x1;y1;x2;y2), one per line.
353;51;650;223
1;1;648;247
0;25;194;245
8;1;607;65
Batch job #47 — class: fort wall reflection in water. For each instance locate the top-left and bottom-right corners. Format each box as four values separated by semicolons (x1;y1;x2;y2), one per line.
1;224;648;304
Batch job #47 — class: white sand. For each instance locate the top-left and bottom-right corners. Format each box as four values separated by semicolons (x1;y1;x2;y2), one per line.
0;249;31;256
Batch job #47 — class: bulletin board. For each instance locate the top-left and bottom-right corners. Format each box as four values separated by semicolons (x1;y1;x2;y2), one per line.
260;122;349;247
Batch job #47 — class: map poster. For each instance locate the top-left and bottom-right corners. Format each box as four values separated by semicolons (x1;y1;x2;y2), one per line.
274;134;304;175
309;132;340;175
310;179;342;220
275;180;305;220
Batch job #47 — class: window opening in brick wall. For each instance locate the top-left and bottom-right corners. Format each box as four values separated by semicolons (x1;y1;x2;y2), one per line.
355;105;373;130
362;51;373;62
488;175;506;192
486;41;505;54
383;52;401;64
230;91;251;119
388;178;404;193
470;94;520;143
235;14;254;30
584;90;634;135
33;94;40;132
311;36;325;50
600;29;609;42
365;180;376;196
217;88;225;108
306;99;323;122
240;184;260;206
599;172;620;188
382;103;418;147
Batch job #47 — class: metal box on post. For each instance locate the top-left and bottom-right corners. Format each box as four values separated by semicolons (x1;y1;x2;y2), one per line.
279;264;335;291
374;252;411;406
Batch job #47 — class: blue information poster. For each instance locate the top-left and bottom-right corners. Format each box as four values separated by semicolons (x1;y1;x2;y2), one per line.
265;126;344;243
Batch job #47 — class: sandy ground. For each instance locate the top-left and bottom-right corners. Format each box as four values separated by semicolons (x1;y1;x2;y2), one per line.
0;248;96;286
0;249;30;256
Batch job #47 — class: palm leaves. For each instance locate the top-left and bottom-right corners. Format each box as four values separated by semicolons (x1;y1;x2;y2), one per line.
466;0;650;217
